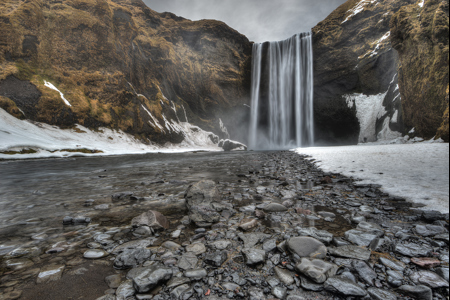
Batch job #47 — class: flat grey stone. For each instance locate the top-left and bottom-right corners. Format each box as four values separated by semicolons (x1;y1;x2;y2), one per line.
114;248;151;270
414;224;447;237
242;248;266;265
36;265;65;284
300;275;324;291
184;268;207;279
264;203;288;212
297;227;333;244
83;249;109;259
185;243;206;255
116;280;135;300
185;180;220;207
368;288;397;300
353;260;376;286
272;286;287;299
178;252;198;270
328;245;371;261
112;239;154;255
324;276;367;297
398;285;432;300
395;243;432;257
204;250;228;267
410;271;449;288
379;257;406;271
274;266;295;285
296;258;338;284
210;240;232;250
238;233;271;248
132;265;173;293
288;237;327;259
345;229;379;247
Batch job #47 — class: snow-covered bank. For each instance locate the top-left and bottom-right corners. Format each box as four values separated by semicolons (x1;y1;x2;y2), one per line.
295;143;449;213
0;108;221;160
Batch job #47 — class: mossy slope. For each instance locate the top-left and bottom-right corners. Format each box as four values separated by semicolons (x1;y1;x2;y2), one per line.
0;0;252;145
391;0;449;141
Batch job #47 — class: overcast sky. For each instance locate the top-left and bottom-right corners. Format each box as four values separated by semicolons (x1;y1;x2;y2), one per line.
143;0;348;43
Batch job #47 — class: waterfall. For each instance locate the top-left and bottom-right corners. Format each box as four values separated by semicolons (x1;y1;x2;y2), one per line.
249;32;314;150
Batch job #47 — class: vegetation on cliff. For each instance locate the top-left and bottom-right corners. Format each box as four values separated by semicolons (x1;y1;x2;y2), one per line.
0;0;252;145
391;0;449;141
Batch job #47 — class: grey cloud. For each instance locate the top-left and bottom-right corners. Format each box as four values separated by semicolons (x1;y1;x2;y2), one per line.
142;0;348;42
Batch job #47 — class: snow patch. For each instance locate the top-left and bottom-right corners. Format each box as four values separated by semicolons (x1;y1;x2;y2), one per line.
219;118;230;139
391;110;399;124
419;0;425;8
295;143;449;212
344;92;388;142
342;0;378;24
377;117;402;141
141;105;164;132
44;81;72;107
0;108;221;160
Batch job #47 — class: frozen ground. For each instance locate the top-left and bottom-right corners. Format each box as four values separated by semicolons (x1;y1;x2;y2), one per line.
295;143;449;213
0;108;221;160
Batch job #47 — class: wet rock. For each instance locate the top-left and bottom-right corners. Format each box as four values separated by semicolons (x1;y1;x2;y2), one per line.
189;205;221;224
132;265;173;293
105;274;122;289
185;180;220;207
410;270;449;288
300;275;324;291
287;237;327;259
414;224;448;237
249;287;266;300
274;266;295;285
184;268;207;279
297;227;333;244
357;222;384;235
368;288;398;300
112;239;154;255
210;240;232;250
345;229;379;247
185;243;206;255
353;260;377;286
131;210;169;231
83;249;109;259
324;276;367;297
112;192;133;201
94;204;109;210
411;257;441;269
242;248;266;265
296;258;338;283
116;280;135;300
386;270;404;287
0;291;22;300
398;285;432;300
328;245;371;261
239;233;270;248
114;248;152;270
205;251;228;267
272;286;287;299
263;203;288;213
379;257;406;271
178;252;198;270
436;267;449;283
63;215;91;225
239;218;259;231
170;284;190;298
4;258;34;271
160;241;180;252
318;211;336;219
36;265;65;284
422;211;447;222
263;239;278;252
395;243;432;257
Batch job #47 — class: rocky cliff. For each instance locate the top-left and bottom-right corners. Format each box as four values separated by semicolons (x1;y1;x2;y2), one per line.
391;0;449;142
313;0;415;145
0;0;252;147
313;0;449;144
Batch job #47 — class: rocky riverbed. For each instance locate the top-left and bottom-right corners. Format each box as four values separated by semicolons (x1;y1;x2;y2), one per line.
0;151;448;300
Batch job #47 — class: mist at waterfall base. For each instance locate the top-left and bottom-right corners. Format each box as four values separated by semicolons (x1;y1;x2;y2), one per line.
249;32;314;150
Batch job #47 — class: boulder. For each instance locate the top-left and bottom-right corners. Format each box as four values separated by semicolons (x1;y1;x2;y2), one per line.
185;180;221;208
131;211;169;231
218;139;247;151
114;248;152;270
398;285;432;300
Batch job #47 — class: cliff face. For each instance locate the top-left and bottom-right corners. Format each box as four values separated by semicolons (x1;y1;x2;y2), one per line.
0;0;252;145
313;0;415;145
391;0;449;142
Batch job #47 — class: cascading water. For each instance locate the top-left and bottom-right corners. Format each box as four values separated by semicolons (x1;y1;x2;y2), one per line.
249;32;314;150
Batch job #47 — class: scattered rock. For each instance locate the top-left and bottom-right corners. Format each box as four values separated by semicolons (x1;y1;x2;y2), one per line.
242;248;266;265
328;245;371;261
36;265;65;284
324;276;367;297
131;211;169;231
296;258;338;284
132;265;173;293
398;285;433;300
